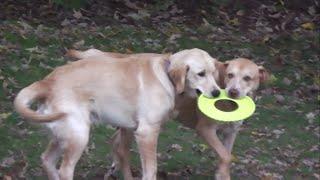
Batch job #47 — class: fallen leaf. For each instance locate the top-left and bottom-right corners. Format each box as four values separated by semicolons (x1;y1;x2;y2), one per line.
61;19;71;26
272;129;285;139
282;77;292;86
127;10;150;21
17;21;33;31
269;74;278;84
229;18;240;26
294;72;301;81
1;156;15;167
262;35;271;43
73;10;82;19
0;112;12;121
124;0;141;10
198;144;208;152
308;6;317;15
170;144;183;152
25;46;45;54
306;112;316;124
236;10;245;16
302;158;315;167
72;40;85;49
310;145;319;152
301;22;315;30
275;94;285;103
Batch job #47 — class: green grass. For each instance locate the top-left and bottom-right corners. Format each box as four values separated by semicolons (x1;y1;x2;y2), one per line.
0;17;318;180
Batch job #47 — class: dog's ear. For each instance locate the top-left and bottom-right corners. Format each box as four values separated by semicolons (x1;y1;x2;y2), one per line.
258;66;270;83
214;61;222;81
213;61;226;88
223;61;230;68
169;65;189;94
214;60;230;88
65;49;80;59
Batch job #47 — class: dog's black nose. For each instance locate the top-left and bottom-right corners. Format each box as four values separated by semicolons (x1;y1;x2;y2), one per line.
228;88;239;98
211;89;220;97
196;89;202;95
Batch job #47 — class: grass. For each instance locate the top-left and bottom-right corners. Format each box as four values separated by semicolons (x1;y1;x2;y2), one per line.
0;13;319;179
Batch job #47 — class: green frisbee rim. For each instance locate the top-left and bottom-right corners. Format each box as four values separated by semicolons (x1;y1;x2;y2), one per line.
197;90;256;122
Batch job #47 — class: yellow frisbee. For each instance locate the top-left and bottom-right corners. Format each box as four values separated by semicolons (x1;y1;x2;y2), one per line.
197;90;256;122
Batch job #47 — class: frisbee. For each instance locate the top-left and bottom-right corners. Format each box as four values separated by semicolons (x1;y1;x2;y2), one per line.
197;90;256;122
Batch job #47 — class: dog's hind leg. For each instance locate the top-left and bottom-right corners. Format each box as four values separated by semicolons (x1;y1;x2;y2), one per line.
41;139;63;180
135;123;161;180
109;128;134;180
58;117;90;180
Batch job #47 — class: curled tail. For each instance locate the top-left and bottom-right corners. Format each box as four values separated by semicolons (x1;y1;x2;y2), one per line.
66;49;130;59
14;81;65;123
65;49;105;59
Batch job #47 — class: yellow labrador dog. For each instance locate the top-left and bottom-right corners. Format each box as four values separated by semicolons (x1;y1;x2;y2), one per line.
68;49;269;180
14;48;221;180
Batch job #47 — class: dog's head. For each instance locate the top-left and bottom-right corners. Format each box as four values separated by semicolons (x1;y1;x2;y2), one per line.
168;48;220;98
222;58;269;99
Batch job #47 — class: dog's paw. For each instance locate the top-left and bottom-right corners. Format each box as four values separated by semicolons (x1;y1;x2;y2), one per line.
104;163;119;180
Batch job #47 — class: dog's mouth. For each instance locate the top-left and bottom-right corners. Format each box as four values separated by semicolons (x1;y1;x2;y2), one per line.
228;94;240;99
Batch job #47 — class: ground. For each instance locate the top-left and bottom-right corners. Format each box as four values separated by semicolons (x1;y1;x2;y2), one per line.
0;0;319;179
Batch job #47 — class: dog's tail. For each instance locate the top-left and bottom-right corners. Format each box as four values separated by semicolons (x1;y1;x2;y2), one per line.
65;49;104;59
14;81;66;123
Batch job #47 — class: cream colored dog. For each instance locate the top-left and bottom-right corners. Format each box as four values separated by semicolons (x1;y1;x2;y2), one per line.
68;49;269;180
14;48;221;180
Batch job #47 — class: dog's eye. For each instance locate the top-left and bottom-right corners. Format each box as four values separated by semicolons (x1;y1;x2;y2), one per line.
243;76;251;81
227;73;234;79
197;71;206;77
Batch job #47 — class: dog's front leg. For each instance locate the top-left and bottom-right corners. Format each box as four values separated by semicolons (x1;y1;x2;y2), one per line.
110;128;134;180
222;129;240;154
135;123;160;180
196;119;231;180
